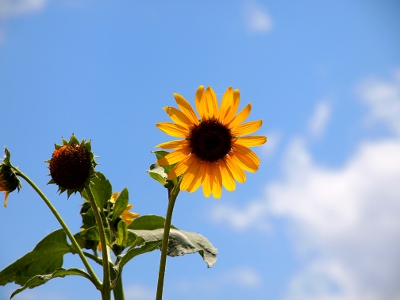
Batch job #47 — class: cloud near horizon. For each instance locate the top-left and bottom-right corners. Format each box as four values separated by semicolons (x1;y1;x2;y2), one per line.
211;70;400;299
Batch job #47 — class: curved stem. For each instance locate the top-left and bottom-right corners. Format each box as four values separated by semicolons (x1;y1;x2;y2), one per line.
16;169;102;289
155;179;181;300
85;186;111;300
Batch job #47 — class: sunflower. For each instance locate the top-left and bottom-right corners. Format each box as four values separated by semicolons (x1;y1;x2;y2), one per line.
155;85;267;198
1;148;22;207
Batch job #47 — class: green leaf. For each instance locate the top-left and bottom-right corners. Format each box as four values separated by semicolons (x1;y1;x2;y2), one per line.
10;268;91;299
128;215;177;230
129;228;218;268
116;241;161;269
116;220;128;247
82;172;112;208
112;188;129;221
0;229;71;287
147;164;168;186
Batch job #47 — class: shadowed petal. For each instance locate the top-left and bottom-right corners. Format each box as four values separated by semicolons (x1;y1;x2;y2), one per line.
234;136;267;147
157;148;191;167
156;122;189;138
174;93;199;125
231;120;263;136
227;102;252;129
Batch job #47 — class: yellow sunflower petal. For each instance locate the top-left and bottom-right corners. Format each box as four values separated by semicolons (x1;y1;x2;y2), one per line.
156;122;189;138
186;159;205;193
180;156;201;191
218;87;233;122
231;120;262;136
233;143;261;165
232;151;259;172
224;88;240;125
227;102;252;129
234;136;267;147
164;106;192;128
202;162;212;198
155;140;190;150
204;86;218;120
211;163;222;198
195;86;207;121
157;148;191;166
110;192;119;203
174;93;199;126
225;154;246;183
218;159;236;191
168;154;196;180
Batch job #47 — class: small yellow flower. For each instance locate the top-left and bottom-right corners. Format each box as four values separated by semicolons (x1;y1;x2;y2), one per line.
109;192;139;225
155;86;267;198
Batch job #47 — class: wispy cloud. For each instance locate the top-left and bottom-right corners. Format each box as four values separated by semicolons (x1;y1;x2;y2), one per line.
211;71;400;299
0;0;50;45
244;1;273;34
308;100;331;138
125;283;154;300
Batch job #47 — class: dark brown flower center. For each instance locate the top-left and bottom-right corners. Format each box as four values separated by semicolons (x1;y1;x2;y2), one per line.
49;144;91;189
190;120;232;162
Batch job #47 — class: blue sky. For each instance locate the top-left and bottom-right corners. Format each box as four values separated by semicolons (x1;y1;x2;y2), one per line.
1;1;400;299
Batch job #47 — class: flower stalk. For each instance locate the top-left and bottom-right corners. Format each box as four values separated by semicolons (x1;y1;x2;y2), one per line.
155;178;181;300
15;168;102;289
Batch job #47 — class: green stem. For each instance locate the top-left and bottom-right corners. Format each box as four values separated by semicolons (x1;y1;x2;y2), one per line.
155;179;181;300
85;186;111;300
112;268;125;300
16;169;102;289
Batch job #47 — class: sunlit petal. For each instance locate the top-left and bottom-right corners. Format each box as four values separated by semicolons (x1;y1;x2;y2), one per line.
231;120;262;136
218;159;236;191
195;85;207;121
163;106;192;128
155;140;190;149
202;162;212;198
174;93;199;125
218;86;233;122
204;86;218;120
168;154;195;179
225;154;246;183
232;151;258;172
157;148;191;166
187;160;205;193
181;156;201;191
224;88;240;125
156;122;189;138
227;102;252;129
211;163;222;198
234;136;267;147
233;143;261;165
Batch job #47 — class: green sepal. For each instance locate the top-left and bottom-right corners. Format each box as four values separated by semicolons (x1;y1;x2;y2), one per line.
10;268;92;299
0;229;72;287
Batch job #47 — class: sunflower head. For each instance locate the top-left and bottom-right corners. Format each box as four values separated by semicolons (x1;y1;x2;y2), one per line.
47;134;98;197
154;85;267;199
0;148;22;207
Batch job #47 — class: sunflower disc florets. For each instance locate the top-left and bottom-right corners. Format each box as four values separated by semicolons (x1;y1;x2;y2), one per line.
47;134;98;197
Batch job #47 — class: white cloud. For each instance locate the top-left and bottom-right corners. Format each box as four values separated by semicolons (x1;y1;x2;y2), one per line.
211;71;400;299
357;69;400;136
0;0;49;18
244;1;273;33
308;100;331;138
260;131;280;159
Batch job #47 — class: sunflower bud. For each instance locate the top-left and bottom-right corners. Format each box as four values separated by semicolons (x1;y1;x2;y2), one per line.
47;134;98;197
0;148;22;207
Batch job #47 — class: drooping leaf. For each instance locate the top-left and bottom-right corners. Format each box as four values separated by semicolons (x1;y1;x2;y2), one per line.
112;188;129;221
10;268;91;299
147;164;168;186
129;228;218;268
82;171;112;208
0;229;71;287
116;241;161;269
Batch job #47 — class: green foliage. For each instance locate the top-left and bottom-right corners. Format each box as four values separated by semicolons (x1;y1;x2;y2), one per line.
0;230;71;287
112;188;129;221
81;172;112;208
10;268;92;299
147;151;177;188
